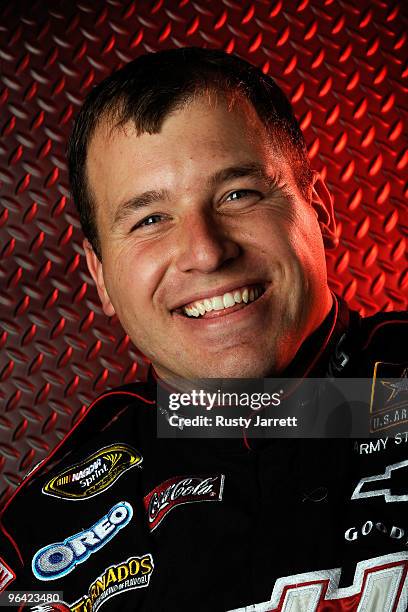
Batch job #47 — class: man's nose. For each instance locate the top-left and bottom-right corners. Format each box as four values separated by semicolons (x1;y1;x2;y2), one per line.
175;211;240;273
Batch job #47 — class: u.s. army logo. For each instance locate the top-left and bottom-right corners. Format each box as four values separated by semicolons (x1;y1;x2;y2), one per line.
370;362;408;433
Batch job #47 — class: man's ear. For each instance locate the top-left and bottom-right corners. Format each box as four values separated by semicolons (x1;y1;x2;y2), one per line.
310;172;338;249
83;239;116;317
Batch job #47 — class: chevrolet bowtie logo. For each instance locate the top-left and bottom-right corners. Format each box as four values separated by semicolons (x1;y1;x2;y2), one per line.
352;459;408;503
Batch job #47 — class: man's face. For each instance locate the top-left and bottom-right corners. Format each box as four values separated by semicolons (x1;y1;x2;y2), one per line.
85;94;335;380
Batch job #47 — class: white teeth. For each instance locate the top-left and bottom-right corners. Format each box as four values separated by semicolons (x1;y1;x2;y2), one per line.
197;303;206;316
204;299;213;312
223;293;235;308
212;296;224;311
181;284;264;317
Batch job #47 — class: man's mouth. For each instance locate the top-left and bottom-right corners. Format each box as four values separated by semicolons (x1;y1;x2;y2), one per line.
174;283;267;319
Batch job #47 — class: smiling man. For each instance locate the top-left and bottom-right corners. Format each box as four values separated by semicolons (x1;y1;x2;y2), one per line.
1;48;407;612
83;84;335;380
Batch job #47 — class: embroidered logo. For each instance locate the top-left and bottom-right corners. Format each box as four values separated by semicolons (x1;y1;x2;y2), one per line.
370;361;408;433
29;555;153;611
0;556;16;592
32;501;133;581
227;552;408;611
345;520;407;544
351;459;408;503
42;444;142;501
69;554;154;612
144;474;224;531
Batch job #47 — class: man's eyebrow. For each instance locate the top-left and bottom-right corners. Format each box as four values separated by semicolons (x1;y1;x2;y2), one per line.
112;189;170;229
111;162;273;229
208;162;273;188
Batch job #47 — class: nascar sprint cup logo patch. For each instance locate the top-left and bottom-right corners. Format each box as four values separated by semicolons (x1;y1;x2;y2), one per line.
144;474;225;531
42;444;142;500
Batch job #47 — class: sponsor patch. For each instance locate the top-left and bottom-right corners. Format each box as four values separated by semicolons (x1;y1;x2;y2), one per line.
345;520;407;544
370;361;408;433
0;556;16;592
228;552;408;611
355;431;408;455
144;474;224;531
351;459;408;503
42;444;142;500
32;501;133;581
69;554;154;612
29;555;153;612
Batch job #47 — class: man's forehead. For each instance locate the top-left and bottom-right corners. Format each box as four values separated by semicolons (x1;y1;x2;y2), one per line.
88;117;139;164
86;94;289;224
88;92;269;152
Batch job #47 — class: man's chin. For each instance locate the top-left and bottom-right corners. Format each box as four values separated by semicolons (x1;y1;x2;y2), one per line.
178;354;279;380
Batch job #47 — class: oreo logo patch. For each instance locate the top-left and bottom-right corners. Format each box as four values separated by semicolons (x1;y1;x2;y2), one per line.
32;501;133;581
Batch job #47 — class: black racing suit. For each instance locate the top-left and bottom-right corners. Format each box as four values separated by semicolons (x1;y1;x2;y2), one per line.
0;298;408;611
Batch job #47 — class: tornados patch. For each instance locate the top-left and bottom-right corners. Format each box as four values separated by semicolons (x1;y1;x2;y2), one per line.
28;555;154;612
32;502;133;581
42;444;142;500
144;474;224;531
69;554;154;612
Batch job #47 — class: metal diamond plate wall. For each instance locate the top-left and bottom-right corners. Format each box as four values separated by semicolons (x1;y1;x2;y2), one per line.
0;0;407;505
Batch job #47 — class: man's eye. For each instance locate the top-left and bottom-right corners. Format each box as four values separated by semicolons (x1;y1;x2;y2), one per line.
132;214;163;230
225;189;257;201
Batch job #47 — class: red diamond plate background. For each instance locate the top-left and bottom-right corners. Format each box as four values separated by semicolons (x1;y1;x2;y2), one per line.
0;0;407;506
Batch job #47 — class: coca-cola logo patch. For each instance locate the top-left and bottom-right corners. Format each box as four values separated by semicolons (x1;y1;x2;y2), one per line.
144;474;225;531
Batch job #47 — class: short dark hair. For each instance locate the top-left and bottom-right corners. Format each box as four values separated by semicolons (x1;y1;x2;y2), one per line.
67;47;313;260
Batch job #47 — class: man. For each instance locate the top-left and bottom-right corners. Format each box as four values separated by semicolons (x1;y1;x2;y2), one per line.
0;47;407;611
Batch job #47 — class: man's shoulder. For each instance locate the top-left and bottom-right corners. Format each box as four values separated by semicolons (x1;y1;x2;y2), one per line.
357;308;408;357
359;307;408;332
66;375;155;426
0;378;156;520
336;305;407;376
38;377;155;466
91;377;157;409
0;378;156;594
